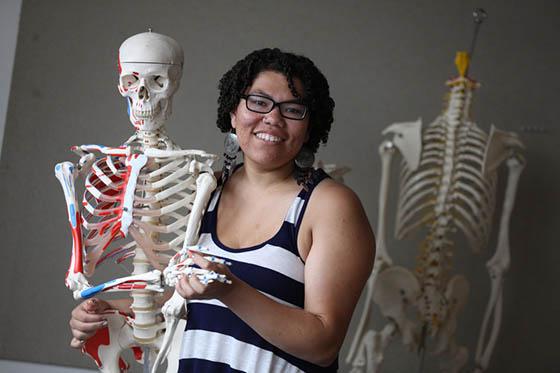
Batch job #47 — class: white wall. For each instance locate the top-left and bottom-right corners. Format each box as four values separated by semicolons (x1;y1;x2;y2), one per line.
0;0;22;159
0;360;94;373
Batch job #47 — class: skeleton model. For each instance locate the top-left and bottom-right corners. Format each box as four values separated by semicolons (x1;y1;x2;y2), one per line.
346;51;525;373
55;31;223;373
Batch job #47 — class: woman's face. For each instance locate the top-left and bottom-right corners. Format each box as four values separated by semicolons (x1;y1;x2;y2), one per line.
230;70;310;171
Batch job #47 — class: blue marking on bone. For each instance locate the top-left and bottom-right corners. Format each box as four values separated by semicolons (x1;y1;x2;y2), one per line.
55;164;61;171
80;284;105;299
69;204;77;227
80;279;117;299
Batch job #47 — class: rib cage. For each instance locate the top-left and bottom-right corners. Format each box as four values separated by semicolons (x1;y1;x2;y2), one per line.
395;85;498;254
81;152;209;276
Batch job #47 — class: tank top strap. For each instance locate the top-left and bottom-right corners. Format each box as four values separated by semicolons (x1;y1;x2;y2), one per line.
284;168;330;233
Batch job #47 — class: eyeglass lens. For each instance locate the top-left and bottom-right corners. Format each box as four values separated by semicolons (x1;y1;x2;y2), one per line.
245;95;307;120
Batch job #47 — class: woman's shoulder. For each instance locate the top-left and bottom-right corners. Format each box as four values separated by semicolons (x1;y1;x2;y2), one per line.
310;175;365;217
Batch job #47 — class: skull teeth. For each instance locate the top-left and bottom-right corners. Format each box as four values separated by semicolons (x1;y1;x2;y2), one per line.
134;103;160;119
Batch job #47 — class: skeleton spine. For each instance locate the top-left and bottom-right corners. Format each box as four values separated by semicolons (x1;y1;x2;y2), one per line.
130;129;164;343
416;81;471;331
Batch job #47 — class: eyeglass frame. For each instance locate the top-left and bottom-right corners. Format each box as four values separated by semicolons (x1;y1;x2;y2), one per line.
240;94;309;120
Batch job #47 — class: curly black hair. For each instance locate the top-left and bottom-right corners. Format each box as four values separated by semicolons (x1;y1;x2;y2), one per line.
217;48;335;154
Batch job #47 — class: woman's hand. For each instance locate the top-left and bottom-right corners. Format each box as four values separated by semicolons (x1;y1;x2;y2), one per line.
69;298;111;348
175;250;236;301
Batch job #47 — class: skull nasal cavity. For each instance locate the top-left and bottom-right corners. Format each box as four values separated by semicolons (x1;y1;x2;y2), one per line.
139;86;149;100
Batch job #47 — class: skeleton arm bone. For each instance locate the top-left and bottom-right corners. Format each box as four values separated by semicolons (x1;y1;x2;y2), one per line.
349;324;397;373
55;161;90;292
475;156;524;372
72;144;130;157
346;140;397;365
152;170;218;373
74;270;163;300
184;171;218;246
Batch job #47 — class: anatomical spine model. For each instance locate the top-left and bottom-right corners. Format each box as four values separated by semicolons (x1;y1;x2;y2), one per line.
346;52;525;372
55;31;220;373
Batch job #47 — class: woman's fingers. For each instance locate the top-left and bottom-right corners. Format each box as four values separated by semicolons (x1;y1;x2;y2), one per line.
190;250;229;275
175;272;212;298
70;317;107;334
189;250;213;270
187;273;207;294
175;275;195;298
71;308;107;323
70;337;85;349
69;298;111;348
174;252;234;301
83;298;111;313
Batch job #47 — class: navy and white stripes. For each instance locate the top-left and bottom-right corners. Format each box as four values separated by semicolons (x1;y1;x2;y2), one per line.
178;168;337;372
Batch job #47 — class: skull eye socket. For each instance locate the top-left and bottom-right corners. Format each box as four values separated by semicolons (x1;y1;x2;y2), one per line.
152;75;168;90
121;74;139;89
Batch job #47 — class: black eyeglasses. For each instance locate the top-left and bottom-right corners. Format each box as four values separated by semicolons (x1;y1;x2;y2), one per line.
240;94;308;120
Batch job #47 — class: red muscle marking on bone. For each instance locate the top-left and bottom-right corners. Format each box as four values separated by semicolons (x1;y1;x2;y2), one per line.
82;318;130;372
70;212;84;273
80;155;134;269
98;209;115;217
114;282;147;290
82;326;110;368
132;346;143;362
119;357;129;372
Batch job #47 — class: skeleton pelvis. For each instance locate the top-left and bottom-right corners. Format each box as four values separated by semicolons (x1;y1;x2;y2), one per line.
373;266;469;349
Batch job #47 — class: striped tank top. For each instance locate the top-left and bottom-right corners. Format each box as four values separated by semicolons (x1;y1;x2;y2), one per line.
178;168;338;372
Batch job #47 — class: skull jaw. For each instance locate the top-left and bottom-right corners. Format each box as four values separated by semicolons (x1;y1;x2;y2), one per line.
128;99;172;131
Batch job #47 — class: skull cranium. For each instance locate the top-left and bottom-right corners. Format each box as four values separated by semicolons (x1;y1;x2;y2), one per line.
117;31;184;131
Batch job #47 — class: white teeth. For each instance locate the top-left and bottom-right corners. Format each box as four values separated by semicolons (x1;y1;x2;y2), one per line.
134;103;160;119
255;133;282;143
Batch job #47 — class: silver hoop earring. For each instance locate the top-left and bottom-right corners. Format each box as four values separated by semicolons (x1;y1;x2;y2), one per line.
221;132;239;183
294;146;315;189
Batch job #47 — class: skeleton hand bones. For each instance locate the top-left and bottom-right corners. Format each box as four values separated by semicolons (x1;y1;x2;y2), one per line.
164;245;232;286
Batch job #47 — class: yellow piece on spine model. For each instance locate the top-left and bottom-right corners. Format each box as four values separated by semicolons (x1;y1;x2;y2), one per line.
455;51;470;77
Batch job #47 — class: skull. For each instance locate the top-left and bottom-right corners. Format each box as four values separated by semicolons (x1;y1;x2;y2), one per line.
117;31;184;131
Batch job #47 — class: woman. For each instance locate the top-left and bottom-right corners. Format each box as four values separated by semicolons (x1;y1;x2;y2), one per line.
70;48;375;372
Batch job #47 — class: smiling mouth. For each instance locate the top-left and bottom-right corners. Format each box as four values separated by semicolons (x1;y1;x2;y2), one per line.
255;132;283;143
